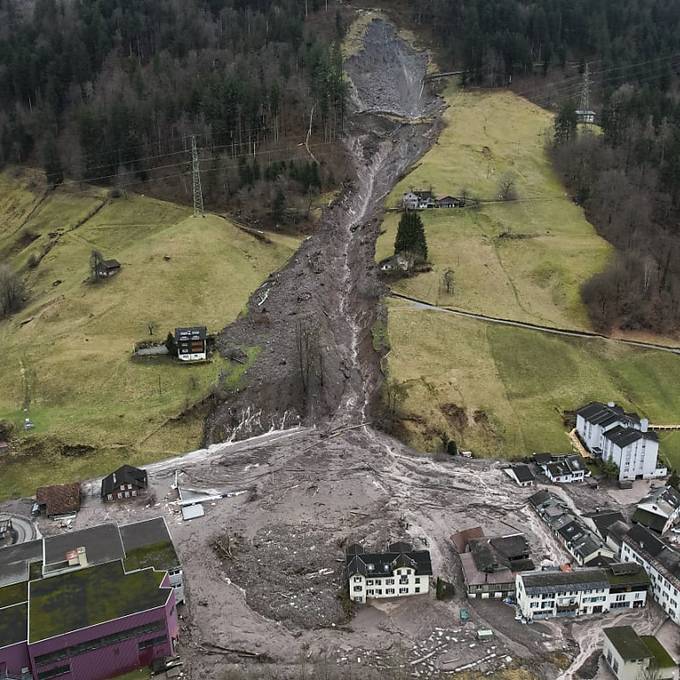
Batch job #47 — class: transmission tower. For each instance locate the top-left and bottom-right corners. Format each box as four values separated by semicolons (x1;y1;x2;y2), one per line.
191;135;204;217
576;63;595;124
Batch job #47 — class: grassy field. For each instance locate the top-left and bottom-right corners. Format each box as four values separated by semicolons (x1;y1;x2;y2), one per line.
376;89;612;329
388;299;680;467
0;168;299;499
379;89;680;467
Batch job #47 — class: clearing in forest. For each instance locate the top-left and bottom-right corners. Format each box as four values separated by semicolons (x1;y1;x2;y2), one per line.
0;168;299;499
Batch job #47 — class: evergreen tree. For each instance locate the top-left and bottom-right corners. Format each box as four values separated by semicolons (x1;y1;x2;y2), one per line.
394;211;428;261
554;101;577;146
271;188;286;224
42;134;63;187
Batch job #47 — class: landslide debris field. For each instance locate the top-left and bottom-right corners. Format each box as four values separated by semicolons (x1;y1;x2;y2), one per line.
0;171;299;499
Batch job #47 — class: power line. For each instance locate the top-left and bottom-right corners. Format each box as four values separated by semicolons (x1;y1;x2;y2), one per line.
191;135;204;218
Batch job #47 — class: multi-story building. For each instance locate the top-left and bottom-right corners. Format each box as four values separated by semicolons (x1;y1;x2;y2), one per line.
516;563;648;622
0;517;183;679
620;525;680;625
346;542;432;604
575;402;665;481
633;485;680;535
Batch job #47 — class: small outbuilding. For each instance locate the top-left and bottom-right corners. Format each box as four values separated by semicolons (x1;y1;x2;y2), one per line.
175;326;208;362
35;483;81;517
101;464;148;501
96;259;121;279
504;464;535;487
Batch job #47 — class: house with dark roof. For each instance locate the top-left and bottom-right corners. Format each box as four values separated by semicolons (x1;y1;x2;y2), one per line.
402;191;436;210
346;542;432;604
35;483;81;517
95;258;121;279
621;524;680;625
582;509;626;541
603;626;678;680
101;464;148;501
175;326;207;362
575;401;665;481
0;517;182;680
533;453;588;483
633;485;680;535
503;464;535;487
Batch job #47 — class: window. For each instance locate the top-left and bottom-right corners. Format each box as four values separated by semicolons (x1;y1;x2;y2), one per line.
139;635;167;651
367;589;374;595
38;667;71;680
353;586;362;592
376;590;382;595
415;587;420;593
415;577;420;584
386;588;395;595
399;587;408;594
353;577;361;583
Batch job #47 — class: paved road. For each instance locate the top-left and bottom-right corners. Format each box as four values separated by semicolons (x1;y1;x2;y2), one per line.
0;512;40;545
390;292;680;355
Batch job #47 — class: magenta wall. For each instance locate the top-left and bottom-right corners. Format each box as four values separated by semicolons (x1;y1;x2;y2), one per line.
0;640;31;677
29;587;178;680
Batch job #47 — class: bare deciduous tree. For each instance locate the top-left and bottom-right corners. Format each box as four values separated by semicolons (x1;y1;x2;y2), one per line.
497;172;518;201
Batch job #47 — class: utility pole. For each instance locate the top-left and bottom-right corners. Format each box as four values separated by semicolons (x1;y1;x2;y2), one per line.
579;62;591;114
191;135;204;217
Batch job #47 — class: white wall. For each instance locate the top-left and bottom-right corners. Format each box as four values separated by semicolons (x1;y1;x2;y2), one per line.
349;568;429;604
602;636;648;680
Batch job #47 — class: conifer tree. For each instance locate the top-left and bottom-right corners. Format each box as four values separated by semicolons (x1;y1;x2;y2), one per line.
394;211;428;261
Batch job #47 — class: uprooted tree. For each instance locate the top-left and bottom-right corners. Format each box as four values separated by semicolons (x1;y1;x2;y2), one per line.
394;211;428;261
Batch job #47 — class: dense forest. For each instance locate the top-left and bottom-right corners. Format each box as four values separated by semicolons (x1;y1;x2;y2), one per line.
402;0;680;335
0;0;347;224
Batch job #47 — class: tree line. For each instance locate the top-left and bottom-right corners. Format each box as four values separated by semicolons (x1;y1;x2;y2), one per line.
0;0;347;219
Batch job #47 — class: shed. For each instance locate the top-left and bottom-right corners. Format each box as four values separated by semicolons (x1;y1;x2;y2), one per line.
95;259;121;279
35;483;81;517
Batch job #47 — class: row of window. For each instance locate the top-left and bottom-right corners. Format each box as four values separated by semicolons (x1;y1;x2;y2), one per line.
365;587;420;596
38;666;70;680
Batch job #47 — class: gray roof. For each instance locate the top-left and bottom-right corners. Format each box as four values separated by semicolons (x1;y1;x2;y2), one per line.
577;402;639;427
521;568;608;593
604;425;658;447
0;540;43;587
583;510;626;539
511;464;535;483
346;543;432;578
43;523;124;568
632;508;667;534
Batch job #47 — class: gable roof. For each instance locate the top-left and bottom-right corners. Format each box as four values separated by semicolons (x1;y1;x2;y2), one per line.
626;524;666;557
36;483;81;516
604;626;653;662
345;543;432;579
583;510;626;539
101;464;148;496
577;402;639;427
640;485;680;516
527;489;552;508
175;326;207;342
510;464;535;483
632;508;668;534
451;527;485;553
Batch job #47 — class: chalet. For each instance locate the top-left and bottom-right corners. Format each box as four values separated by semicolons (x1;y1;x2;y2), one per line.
35;483;81;517
504;464;535;487
436;196;464;208
453;528;534;599
632;485;680;535
95;258;121;279
346;542;432;604
175;326;207;362
101;464;148;501
575;401;665;481
603;627;678;680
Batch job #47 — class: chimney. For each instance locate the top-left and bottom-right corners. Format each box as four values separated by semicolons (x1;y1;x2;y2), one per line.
641;418;649;433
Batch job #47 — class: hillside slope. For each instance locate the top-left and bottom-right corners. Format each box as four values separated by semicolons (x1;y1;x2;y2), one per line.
0;168;299;498
378;90;680;464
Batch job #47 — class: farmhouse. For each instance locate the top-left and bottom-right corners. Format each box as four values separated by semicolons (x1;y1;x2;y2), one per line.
402;190;435;210
175;326;207;362
101;465;148;501
0;517;182;680
35;483;81;517
632;485;680;535
516;563;648;621
436;195;464;208
575;402;665;481
345;542;432;604
453;528;535;599
603;627;678;680
504;464;535;487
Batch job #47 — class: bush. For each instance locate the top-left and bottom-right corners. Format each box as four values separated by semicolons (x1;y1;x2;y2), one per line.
0;266;25;318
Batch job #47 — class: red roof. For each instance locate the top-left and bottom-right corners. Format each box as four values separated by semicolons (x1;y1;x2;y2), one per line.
36;483;81;516
451;527;485;554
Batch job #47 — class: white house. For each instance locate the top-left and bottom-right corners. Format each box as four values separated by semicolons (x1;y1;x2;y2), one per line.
402;191;435;210
633;485;680;535
533;453;588;483
575;402;665;481
620;525;680;625
346;542;432;604
516;563;648;622
603;627;678;680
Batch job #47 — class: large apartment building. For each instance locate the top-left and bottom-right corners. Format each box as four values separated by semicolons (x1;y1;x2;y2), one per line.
0;518;182;680
575;402;665;481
